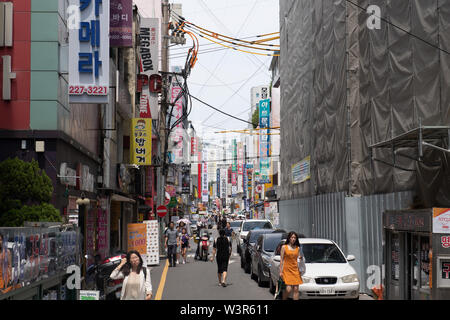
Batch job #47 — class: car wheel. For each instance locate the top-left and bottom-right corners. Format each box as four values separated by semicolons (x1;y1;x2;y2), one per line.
269;277;275;294
257;268;264;287
244;260;250;274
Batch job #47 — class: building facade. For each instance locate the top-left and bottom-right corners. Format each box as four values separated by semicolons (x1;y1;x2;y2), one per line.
278;0;450;296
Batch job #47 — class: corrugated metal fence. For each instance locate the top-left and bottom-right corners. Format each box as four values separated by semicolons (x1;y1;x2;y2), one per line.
279;190;414;295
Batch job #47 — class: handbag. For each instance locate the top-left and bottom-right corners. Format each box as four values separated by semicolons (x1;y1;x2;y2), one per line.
298;257;306;276
297;245;306;276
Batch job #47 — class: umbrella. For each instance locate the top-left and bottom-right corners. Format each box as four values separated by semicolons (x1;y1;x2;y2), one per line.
177;218;190;225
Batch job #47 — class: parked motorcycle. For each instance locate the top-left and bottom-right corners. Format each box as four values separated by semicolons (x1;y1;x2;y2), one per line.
85;252;126;300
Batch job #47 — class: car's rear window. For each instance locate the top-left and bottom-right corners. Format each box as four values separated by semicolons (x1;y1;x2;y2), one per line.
249;230;273;243
263;235;283;252
243;221;272;231
302;243;346;263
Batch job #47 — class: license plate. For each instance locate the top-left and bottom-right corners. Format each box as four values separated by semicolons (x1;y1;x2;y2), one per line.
319;287;335;295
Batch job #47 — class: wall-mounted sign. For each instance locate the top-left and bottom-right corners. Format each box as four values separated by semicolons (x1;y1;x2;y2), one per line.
441;236;450;249
131;118;152;165
433;208;450;234
75;163;94;192
110;0;133;47
139;18;159;119
69;0;110;103
59;163;77;187
202;160;208;203
292;156;310;184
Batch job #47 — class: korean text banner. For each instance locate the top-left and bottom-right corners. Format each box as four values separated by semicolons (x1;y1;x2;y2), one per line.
69;0;110;103
127;224;147;254
110;0;133;47
131;118;152;165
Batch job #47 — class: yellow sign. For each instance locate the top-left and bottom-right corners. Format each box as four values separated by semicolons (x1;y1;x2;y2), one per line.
131;118;152;165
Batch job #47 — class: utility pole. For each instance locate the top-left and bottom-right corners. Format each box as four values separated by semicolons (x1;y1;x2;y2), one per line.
158;0;170;256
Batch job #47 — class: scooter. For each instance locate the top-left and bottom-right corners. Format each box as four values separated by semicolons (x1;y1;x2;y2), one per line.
194;229;210;261
85;252;126;300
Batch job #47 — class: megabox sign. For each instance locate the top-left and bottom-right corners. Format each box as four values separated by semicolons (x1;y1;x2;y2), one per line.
69;0;110;103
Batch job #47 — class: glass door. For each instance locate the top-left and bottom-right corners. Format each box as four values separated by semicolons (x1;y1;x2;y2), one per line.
409;234;431;300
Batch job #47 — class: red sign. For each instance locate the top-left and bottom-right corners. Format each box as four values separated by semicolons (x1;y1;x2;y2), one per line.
156;205;168;217
442;236;450;248
191;137;198;156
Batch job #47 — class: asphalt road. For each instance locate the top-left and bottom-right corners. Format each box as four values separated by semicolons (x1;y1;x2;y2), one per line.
149;226;273;300
148;225;374;301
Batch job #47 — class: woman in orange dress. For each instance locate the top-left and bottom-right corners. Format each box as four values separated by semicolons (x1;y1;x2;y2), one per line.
279;231;303;300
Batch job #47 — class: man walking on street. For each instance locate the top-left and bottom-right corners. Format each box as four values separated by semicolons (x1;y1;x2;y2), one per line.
165;222;179;267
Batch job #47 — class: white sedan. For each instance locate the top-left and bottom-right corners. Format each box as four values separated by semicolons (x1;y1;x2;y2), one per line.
270;238;360;299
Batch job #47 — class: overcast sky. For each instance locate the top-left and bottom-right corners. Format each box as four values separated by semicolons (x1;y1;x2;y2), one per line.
164;0;280;145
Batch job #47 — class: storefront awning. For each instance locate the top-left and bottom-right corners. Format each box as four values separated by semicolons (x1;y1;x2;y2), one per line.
111;194;136;203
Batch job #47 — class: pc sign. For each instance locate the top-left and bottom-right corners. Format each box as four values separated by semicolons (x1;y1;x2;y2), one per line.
68;0;110;103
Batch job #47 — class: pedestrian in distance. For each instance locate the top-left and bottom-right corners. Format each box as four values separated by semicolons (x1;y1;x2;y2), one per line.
210;228;232;287
180;227;190;264
221;216;227;230
110;250;152;300
279;231;303;300
165;221;180;267
224;222;234;252
176;221;186;264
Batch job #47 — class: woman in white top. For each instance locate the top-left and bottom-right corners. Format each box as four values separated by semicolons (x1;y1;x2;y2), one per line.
110;250;152;300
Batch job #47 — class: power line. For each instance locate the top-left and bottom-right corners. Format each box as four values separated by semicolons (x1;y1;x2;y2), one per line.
189;94;254;125
346;0;450;55
188;154;280;164
200;61;266;125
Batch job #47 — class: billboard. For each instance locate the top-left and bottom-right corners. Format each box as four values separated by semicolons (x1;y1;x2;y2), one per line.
131;118;152;166
68;0;110;104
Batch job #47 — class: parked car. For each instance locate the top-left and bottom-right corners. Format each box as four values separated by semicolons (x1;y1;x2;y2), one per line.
239;219;273;249
229;220;243;253
240;229;275;274
269;238;360;299
251;232;288;287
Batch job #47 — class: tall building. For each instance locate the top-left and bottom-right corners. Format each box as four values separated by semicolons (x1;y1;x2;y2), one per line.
0;0;163;286
279;0;450;298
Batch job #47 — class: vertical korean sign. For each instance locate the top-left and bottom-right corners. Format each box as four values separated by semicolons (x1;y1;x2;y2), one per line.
191;137;198;156
170;71;184;163
131;118;152;165
202;153;209;203
220;168;227;199
110;0;133;47
69;0;109;103
216;169;221;198
139;18;159;120
259;99;271;184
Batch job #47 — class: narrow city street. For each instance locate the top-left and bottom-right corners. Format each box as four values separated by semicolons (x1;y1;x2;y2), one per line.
150;227;273;300
0;0;449;304
149;226;374;301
